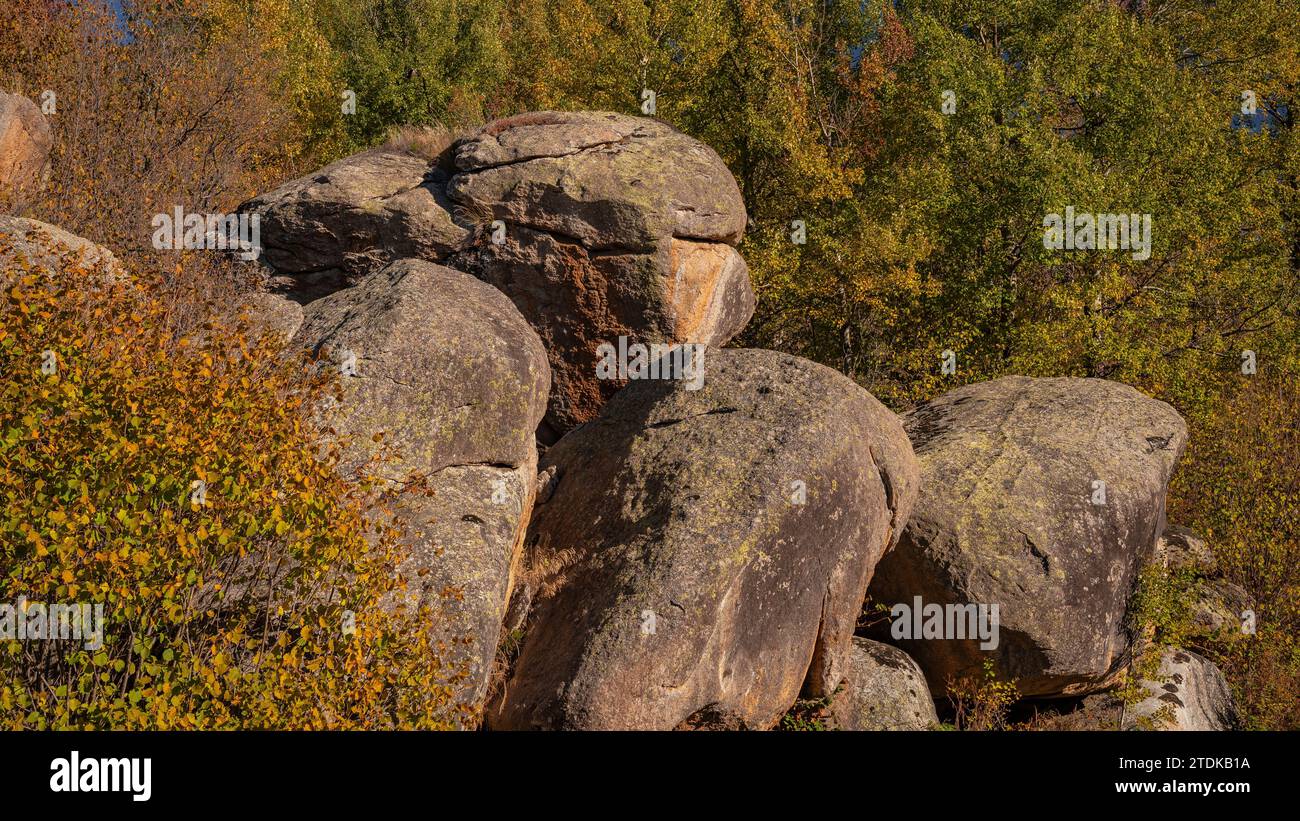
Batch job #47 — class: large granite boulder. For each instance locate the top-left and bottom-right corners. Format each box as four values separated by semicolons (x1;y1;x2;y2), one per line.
867;376;1188;698
292;259;548;713
449;111;753;437
241;148;467;300
490;348;919;730
826;638;938;731
0;92;52;208
1123;648;1239;731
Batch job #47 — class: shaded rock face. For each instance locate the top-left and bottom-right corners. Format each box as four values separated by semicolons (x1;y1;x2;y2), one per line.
453;228;753;439
867;376;1188;699
449;112;753;435
826;638;938;731
1123;648;1238;731
0;92;52;208
0;216;121;285
293;259;549;710
239;112;754;436
490;348;919;730
242;148;467;301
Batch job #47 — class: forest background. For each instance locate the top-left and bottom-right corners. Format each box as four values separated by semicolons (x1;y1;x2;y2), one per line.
1;0;1297;730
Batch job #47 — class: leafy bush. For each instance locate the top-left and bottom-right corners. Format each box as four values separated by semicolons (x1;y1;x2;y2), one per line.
1170;372;1300;730
946;660;1019;731
0;232;469;729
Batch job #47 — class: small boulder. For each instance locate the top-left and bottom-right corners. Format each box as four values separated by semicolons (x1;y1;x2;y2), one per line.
490;348;918;730
826;638;938;731
1150;526;1251;639
1189;578;1251;637
867;376;1188;698
1123;648;1239;730
1154;525;1215;574
0;217;121;285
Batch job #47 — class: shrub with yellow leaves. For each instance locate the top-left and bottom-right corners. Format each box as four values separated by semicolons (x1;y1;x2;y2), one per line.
0;233;471;729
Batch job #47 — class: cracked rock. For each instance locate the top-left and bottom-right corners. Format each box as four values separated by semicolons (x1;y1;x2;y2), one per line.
449;111;746;247
237;112;755;437
239;148;468;300
448;112;753;436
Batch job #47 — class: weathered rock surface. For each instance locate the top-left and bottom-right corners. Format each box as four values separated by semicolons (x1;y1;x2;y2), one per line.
0;92;52;207
826;638;938;731
293;259;549;711
490;348;919;730
1154;525;1215;574
867;376;1188;698
0;216;120;284
448;111;746;247
455;229;754;440
241;148;467;300
1123;648;1238;730
449;112;754;436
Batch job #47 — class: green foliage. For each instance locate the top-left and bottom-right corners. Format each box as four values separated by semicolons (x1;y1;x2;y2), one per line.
312;0;512;150
947;659;1019;731
778;695;833;731
1128;563;1199;652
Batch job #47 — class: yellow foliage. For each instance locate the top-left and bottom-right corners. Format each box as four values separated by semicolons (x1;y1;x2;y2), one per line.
0;233;470;729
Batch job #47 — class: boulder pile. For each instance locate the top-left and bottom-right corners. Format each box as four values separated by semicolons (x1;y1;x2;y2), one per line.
4;107;1238;730
242;111;754;440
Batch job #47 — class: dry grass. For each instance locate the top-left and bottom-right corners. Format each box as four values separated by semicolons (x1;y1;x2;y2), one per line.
480;111;568;137
380;123;464;163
